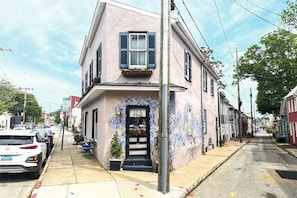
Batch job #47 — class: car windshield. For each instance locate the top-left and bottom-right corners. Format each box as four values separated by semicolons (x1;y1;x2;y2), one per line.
0;136;33;145
37;130;47;138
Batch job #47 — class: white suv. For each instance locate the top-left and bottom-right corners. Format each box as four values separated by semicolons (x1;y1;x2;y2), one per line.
0;129;47;178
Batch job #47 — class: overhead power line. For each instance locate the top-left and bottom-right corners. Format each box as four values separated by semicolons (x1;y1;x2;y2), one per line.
231;0;282;29
179;0;211;49
213;0;235;60
245;0;282;17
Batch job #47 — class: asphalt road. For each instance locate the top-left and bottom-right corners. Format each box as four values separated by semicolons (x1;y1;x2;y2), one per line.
0;172;37;198
188;131;297;198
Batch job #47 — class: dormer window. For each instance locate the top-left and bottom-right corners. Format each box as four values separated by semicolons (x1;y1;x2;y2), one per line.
120;32;156;70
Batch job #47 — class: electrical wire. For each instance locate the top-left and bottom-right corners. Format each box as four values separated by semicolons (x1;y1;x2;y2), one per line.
174;6;200;48
245;0;282;17
179;0;213;53
230;0;282;29
213;0;235;60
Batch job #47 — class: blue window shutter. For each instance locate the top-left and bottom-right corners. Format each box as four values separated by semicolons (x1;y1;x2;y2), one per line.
147;32;156;69
96;43;102;76
120;32;128;69
189;53;192;82
184;50;187;79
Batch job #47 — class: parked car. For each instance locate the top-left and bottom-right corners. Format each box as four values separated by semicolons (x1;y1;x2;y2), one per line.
12;124;27;130
0;129;47;178
36;129;51;157
34;125;55;147
43;128;55;149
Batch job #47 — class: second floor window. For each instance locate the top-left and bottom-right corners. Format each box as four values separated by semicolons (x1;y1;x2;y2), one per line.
84;71;88;91
210;79;214;96
130;33;146;67
120;32;156;70
184;50;192;82
203;70;208;92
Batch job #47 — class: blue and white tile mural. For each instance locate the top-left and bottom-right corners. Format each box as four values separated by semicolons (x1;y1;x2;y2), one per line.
109;97;159;147
109;96;204;167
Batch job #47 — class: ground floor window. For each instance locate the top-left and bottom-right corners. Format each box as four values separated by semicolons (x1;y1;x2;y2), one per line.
92;109;98;140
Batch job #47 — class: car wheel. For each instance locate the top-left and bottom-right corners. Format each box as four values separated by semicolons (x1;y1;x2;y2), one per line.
46;146;51;158
32;155;43;179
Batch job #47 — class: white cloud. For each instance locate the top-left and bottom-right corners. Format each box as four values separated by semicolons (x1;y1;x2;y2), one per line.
0;0;288;114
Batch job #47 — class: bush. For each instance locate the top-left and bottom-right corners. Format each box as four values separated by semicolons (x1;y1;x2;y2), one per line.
266;126;274;133
110;132;122;159
74;134;84;144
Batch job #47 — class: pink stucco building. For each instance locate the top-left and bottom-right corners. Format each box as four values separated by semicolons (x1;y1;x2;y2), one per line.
77;0;219;171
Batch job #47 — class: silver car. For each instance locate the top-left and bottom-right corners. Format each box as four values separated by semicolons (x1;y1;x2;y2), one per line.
0;129;47;178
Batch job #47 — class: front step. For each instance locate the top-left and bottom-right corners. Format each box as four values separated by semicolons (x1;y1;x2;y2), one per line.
123;158;152;172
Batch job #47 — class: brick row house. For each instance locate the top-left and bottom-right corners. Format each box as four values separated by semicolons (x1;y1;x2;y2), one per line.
77;0;219;171
285;86;297;146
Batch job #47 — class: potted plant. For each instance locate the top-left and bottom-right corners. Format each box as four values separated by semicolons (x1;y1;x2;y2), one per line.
74;133;84;145
109;131;122;171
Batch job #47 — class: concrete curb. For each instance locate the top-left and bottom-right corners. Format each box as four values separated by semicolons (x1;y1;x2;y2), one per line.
30;139;57;198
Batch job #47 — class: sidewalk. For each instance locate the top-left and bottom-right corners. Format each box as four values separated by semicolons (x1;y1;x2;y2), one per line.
31;130;285;198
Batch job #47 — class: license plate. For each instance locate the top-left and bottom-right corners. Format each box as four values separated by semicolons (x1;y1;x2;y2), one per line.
0;156;12;161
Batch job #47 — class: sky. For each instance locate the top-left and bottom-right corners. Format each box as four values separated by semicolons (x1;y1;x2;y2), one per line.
0;0;287;115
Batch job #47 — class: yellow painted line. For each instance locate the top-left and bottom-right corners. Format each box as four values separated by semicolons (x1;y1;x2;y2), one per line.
230;191;236;197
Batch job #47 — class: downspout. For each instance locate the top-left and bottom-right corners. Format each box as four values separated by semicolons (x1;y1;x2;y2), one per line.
201;63;204;154
218;85;222;146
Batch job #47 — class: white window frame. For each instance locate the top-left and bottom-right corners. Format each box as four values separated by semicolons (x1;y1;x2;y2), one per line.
129;33;147;69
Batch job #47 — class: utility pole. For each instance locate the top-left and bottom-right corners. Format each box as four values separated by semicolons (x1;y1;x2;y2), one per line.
0;47;12;80
250;88;253;137
158;0;171;194
236;49;242;143
20;87;33;124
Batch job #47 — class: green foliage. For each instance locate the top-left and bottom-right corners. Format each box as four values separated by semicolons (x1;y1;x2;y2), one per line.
281;0;297;31
238;29;297;115
8;93;42;122
0;80;17;113
110;132;122;159
74;134;84;144
52;109;62;124
266;126;274;133
0;79;43;122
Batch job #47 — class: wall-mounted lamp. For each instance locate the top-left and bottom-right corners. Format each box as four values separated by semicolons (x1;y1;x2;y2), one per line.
116;108;122;118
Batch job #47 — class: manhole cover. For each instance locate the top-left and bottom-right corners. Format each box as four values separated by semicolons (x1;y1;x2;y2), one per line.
276;170;297;180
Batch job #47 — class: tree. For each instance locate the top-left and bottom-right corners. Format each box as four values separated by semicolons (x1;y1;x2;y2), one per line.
0;80;17;113
8;92;42;123
281;0;297;31
53;109;62;124
25;94;42;123
238;29;297;115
